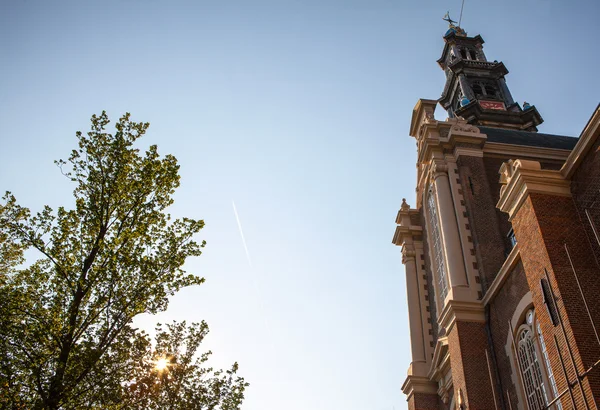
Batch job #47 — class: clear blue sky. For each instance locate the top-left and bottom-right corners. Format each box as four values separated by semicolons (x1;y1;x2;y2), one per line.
1;1;599;409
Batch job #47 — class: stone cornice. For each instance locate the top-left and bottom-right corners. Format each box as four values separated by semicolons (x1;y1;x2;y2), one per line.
446;60;508;78
496;159;571;221
392;225;423;246
410;99;439;138
392;199;422;246
483;142;572;162
438;299;485;334
561;103;600;179
482;244;520;306
448;123;487;158
401;375;438;399
448;122;486;143
394;199;420;225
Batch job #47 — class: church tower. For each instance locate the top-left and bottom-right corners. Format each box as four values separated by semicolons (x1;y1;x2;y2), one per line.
437;25;543;131
394;18;600;410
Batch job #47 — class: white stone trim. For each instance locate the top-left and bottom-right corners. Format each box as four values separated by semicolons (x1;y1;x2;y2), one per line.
446;155;482;301
438;299;486;334
393;203;434;372
401;375;439;401
454;146;484;158
414;240;434;364
428;336;450;381
496;159;571;221
504;292;533;410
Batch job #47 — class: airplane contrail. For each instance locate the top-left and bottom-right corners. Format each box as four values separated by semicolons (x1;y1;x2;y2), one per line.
232;200;252;267
231;200;277;355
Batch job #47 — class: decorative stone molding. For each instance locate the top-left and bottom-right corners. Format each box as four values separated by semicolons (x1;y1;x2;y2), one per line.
454;145;484;158
392;198;422;246
431;160;449;179
497;159;571;220
402;246;416;263
450;122;479;134
424;111;436;124
400;197;410;211
438;299;486;334
401;375;438;400
438;382;451;404
393;200;433;373
428;336;451;381
410;99;439;138
445;157;482;298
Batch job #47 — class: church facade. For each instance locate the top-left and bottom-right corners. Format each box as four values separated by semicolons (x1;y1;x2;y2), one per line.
393;24;600;410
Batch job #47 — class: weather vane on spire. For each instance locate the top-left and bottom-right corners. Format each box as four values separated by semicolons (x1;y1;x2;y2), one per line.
442;10;467;36
442;12;458;27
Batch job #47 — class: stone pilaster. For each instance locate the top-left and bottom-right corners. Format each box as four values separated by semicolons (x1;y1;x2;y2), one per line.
393;199;433;376
431;160;470;296
403;244;427;366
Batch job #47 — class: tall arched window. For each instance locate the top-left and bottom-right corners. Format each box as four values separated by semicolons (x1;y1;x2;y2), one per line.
484;84;497;98
472;83;483;97
515;309;562;410
427;187;448;302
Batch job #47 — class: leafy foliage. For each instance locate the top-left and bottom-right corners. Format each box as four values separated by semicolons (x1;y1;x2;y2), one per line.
0;112;248;409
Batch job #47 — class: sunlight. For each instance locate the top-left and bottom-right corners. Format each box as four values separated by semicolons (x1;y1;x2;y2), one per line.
154;357;169;372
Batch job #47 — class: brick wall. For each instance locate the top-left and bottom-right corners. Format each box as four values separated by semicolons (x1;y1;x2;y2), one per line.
457;155;508;290
571;132;600;269
408;392;443;410
458;154;567;295
512;194;600;408
448;321;496;409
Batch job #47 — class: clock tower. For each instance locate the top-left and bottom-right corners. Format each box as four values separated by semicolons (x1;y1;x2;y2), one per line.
437;24;543;131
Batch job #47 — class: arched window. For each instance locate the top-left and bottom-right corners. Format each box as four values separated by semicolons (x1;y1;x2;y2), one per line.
460;48;467;59
472;83;483;97
484;84;497;98
469;49;477;60
537;322;562;409
515;309;562;410
426;187;448;302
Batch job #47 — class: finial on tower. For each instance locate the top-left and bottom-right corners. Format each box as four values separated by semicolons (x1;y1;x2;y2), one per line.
442;12;457;26
442;12;467;37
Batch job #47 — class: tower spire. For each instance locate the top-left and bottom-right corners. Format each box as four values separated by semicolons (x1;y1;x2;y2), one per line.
436;28;543;131
442;12;467;37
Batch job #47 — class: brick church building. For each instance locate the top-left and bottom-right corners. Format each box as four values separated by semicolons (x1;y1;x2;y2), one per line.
393;22;600;410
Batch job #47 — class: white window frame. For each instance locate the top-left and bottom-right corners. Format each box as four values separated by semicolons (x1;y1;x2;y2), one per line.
424;185;449;313
511;308;562;410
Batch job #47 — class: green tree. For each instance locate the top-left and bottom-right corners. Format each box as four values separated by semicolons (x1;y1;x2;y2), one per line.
0;112;248;409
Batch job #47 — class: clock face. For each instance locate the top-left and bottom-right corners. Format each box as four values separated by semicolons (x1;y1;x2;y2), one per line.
479;100;506;110
527;310;534;325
